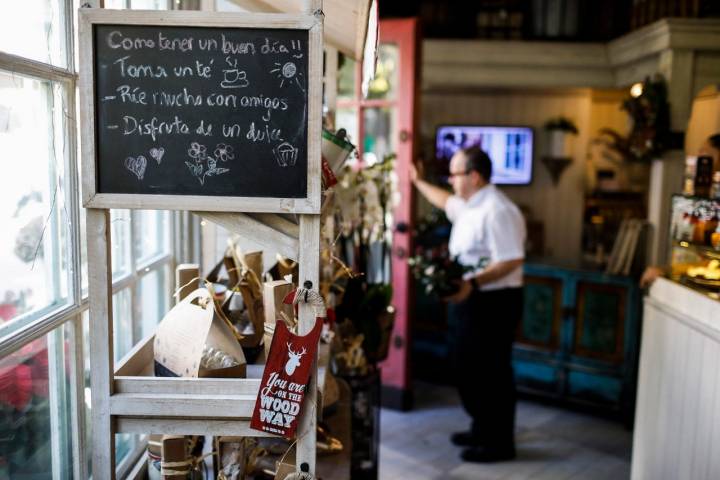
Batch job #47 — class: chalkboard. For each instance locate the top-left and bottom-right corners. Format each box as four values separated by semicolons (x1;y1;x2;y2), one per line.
92;23;310;199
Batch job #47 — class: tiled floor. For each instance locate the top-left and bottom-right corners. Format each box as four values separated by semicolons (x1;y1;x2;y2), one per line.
379;383;633;480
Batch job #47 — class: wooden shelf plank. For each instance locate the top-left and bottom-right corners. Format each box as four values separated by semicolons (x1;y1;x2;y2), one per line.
197;211;299;260
116;418;275;437
110;393;256;418
115;377;261;395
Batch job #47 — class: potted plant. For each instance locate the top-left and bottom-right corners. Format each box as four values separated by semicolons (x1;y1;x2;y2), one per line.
596;75;671;164
542;117;578;184
544;116;579;158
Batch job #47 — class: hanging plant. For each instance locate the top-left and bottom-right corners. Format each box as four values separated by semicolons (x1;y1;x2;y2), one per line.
544;117;579;135
597;74;671;163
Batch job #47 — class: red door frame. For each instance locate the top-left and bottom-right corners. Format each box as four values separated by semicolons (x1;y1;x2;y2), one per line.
337;18;419;409
378;18;418;410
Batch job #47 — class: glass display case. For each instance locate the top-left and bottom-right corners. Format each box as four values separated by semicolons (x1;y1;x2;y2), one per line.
669;194;720;295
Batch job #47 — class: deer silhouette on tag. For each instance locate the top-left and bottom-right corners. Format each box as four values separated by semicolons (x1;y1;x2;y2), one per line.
250;318;323;438
285;343;307;375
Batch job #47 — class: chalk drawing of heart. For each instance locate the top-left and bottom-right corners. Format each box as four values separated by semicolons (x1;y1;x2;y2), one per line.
149;147;165;164
125;156;147;180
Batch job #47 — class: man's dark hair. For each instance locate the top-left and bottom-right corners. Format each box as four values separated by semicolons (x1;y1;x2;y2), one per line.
462;146;493;181
709;133;720;150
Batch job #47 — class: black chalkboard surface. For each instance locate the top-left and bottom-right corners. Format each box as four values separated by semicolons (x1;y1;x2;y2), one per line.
94;24;308;198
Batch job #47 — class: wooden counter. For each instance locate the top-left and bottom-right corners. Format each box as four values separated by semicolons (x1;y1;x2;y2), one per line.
631;277;720;479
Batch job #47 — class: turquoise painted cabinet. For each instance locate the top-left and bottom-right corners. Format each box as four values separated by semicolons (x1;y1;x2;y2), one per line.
515;263;642;420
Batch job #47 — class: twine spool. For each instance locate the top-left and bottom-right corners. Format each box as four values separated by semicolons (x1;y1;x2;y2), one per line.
283;471;316;480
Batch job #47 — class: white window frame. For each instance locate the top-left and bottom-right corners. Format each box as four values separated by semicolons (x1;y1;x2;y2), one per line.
0;0;195;478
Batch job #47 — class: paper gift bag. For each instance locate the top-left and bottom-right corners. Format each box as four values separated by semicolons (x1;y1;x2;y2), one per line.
154;288;246;378
322;129;355;173
161;436;189;479
263;279;296;358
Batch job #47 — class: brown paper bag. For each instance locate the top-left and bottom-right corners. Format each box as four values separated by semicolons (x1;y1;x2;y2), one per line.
262;280;295;359
154;288;246;378
161;436;189;479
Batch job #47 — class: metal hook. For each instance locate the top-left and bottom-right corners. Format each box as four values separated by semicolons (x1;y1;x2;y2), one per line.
303;280;312;302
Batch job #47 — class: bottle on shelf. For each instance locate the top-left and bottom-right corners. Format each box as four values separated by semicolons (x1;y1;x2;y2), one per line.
712;224;720;251
711;171;720;200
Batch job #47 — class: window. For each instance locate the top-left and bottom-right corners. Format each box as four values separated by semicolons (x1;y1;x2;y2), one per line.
0;0;190;478
0;0;69;68
0;72;72;335
0;323;77;479
335;44;401;283
336;45;400;165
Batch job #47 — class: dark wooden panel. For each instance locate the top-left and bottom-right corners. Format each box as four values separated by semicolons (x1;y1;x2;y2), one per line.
573;282;626;364
517;276;562;351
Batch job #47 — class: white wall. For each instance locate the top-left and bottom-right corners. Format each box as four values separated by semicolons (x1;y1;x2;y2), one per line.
420;88;628;263
686;85;720;154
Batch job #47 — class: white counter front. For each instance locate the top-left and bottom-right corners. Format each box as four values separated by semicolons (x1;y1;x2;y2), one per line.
631;277;720;480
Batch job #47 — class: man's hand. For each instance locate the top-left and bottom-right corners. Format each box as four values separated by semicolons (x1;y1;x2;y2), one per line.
409;160;450;210
409;160;423;184
640;266;665;288
445;279;473;303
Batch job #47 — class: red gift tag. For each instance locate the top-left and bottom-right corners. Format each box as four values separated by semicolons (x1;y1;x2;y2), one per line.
250;318;323;438
321;156;338;188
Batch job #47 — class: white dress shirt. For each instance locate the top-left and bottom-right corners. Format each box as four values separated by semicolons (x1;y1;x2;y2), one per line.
445;184;526;291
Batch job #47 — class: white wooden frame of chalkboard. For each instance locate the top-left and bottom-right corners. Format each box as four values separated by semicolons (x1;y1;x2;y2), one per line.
78;9;323;214
79;6;325;478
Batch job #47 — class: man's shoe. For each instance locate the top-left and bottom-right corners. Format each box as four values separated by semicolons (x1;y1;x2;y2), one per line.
450;431;482;447
461;446;516;463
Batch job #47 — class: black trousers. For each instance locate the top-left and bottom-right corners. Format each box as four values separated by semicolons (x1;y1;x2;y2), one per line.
447;287;523;449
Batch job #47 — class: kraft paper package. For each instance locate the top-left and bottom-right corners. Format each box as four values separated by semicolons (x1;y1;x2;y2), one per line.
154;288;246;378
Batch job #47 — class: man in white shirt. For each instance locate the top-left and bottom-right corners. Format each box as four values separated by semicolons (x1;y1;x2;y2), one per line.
411;146;526;462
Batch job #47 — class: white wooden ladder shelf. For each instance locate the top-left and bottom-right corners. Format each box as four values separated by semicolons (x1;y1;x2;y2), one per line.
79;4;324;478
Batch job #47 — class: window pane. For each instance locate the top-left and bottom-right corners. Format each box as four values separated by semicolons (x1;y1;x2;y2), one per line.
82;310;143;471
363;107;397;165
110;210;132;280
82;311;91;474
113;288;133;363
105;0;128;7
0;0;68;68
0;324;75;478
130;0;168;8
139;266;169;339
134;210;170;264
366;44;399;101
337;54;356;100
0;72;70;331
115;433;143;471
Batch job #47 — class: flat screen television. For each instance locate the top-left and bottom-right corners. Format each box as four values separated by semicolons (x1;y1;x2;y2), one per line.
435;125;534;185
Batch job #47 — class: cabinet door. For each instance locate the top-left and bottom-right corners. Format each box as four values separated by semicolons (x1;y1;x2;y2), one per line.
573;282;626;365
517;276;562;350
513;275;563;395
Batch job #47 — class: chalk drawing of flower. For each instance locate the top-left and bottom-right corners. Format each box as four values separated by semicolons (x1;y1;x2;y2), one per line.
185;161;204;182
188;142;207;160
214;144;234;162
185;142;232;186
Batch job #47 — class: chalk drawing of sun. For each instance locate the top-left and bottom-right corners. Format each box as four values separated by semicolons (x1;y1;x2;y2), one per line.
270;62;305;91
